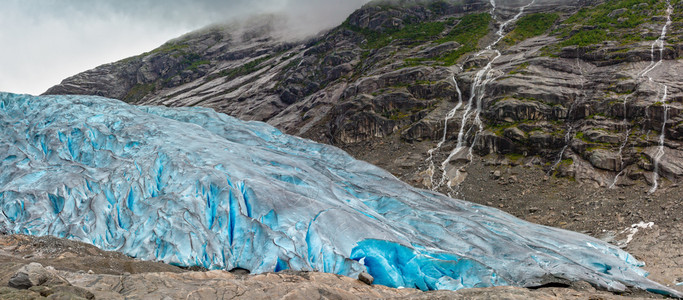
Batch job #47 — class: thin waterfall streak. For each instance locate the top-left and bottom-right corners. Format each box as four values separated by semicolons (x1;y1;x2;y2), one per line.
609;170;625;189
622;95;631;122
548;127;573;175
456;0;536;153
639;40;659;78
649;87;669;194
549;54;583;175
640;2;671;78
617;128;632;161
426;76;464;190
455;50;500;153
611;94;633;188
489;0;536;49
610;128;632;189
439;76;464;148
644;1;672;194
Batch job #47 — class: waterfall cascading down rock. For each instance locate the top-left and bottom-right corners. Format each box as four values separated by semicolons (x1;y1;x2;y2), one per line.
609;126;632;189
1;92;681;297
650;87;669;194
436;0;536;191
609;94;634;189
610;1;673;190
425;75;463;190
638;0;673;194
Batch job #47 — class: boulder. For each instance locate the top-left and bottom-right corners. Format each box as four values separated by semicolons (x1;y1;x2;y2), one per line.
588;149;620;171
358;272;374;285
504;127;526;141
608;8;627;18
8;263;69;290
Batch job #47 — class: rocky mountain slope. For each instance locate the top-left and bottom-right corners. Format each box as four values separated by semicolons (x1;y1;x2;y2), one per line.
45;0;683;196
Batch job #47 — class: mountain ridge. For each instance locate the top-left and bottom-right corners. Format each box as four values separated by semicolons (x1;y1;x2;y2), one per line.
44;0;683;196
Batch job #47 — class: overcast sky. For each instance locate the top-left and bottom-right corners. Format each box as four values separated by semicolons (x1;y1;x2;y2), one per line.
0;0;369;95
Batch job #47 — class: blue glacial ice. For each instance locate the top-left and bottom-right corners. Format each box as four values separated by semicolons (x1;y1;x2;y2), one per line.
0;92;679;296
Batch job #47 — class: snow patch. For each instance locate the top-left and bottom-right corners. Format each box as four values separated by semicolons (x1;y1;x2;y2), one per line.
622;222;655;246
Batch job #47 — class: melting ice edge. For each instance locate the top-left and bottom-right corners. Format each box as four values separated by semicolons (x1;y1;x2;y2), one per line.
0;93;679;296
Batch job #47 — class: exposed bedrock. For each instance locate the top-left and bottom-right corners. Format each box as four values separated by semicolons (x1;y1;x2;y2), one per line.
43;0;683;190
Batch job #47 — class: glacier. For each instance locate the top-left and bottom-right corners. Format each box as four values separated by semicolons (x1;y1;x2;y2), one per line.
0;92;679;296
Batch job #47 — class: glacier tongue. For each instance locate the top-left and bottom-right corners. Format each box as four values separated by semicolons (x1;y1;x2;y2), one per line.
0;92;679;296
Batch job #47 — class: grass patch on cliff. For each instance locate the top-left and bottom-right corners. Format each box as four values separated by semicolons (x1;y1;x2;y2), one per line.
509;62;530;74
186;59;210;71
393;22;446;44
505;153;525;162
147;42;210;73
382;106;427;120
557;0;668;47
180;52;210;71
560;29;608;47
344;21;446;49
123;83;155;103
503;13;559;44
149;42;189;55
435;13;492;65
208;55;272;81
385;110;411;120
563;0;663;29
347;12;491;66
437;13;491;44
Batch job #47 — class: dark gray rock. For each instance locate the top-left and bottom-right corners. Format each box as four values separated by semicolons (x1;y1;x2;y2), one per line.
358;272;374;285
228;267;251;275
504;127;527;142
7;271;32;290
8;263;69;290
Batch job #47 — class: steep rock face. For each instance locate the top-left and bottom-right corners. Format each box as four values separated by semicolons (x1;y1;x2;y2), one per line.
45;16;301;122
45;0;683;193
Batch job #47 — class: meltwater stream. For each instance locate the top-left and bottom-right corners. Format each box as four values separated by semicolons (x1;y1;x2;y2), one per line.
1;93;680;296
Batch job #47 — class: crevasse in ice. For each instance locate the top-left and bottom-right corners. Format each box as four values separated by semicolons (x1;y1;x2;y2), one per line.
0;93;678;296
